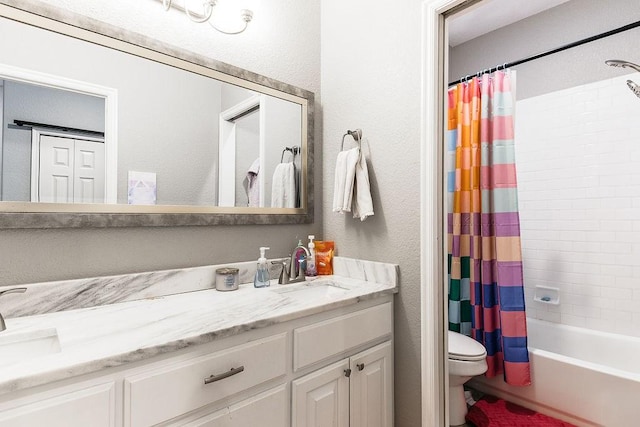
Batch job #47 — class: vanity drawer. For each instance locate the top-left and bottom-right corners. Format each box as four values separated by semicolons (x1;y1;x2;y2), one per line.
124;333;287;427
293;302;392;371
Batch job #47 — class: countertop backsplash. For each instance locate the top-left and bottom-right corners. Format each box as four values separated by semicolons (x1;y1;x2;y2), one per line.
1;256;398;318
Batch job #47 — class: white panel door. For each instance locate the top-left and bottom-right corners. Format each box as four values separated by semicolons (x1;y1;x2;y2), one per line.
38;135;105;203
292;359;350;427
74;139;105;203
38;135;74;203
349;341;393;427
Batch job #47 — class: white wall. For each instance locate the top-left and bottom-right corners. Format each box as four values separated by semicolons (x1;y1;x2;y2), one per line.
517;73;640;337
321;1;424;425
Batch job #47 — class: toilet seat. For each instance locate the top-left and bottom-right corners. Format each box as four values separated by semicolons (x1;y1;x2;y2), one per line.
448;330;487;361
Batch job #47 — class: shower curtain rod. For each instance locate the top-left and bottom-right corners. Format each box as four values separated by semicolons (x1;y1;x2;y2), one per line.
448;18;640;86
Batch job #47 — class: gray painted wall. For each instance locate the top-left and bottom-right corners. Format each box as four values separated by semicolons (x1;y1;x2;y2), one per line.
321;0;423;424
449;0;640;100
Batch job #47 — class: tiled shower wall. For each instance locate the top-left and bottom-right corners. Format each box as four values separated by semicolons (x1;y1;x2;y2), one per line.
516;73;640;338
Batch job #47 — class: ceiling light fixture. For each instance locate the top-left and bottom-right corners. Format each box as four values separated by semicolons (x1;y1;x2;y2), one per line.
162;0;253;35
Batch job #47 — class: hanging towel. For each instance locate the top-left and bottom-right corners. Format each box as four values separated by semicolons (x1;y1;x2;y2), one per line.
271;162;296;208
333;147;374;220
352;150;374;221
246;157;260;207
332;147;360;212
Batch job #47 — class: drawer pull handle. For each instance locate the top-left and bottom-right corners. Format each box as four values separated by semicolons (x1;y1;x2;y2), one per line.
344;368;352;378
204;366;245;385
356;363;365;371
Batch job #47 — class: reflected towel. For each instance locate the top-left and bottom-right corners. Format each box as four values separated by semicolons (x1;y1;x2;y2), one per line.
271;162;296;208
246;158;260;207
333;147;360;212
353;151;374;221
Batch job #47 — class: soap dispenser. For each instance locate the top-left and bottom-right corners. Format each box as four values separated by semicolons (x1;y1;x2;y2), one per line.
254;246;271;288
306;235;317;277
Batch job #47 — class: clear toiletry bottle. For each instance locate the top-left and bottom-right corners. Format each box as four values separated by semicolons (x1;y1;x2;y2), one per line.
254;246;271;288
306;235;317;277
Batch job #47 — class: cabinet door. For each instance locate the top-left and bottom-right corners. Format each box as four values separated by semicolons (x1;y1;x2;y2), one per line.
0;381;115;427
181;385;288;427
292;359;350;427
350;341;393;427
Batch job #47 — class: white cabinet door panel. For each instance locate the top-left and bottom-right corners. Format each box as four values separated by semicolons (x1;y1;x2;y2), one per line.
182;385;288;427
292;359;350;427
350;341;393;427
0;381;115;427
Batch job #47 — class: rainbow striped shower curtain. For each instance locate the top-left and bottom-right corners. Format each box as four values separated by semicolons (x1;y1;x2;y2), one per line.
446;70;531;386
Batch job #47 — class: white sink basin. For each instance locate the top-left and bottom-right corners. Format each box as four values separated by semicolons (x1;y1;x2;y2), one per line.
0;328;61;365
273;280;350;298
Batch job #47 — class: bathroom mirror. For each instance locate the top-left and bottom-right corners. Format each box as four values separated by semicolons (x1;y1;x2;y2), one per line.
0;1;314;228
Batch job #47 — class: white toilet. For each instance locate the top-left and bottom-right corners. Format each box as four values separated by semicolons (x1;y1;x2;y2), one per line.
448;330;488;426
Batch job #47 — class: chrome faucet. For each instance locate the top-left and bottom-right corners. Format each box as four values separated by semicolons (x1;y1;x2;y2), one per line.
271;258;291;285
290;247;310;281
0;287;27;332
270;248;309;285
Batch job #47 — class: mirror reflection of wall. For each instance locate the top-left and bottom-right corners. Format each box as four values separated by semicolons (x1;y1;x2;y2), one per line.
0;14;304;209
218;85;302;208
263;96;302;208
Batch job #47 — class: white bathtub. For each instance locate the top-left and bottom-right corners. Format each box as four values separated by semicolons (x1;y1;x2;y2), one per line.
469;318;640;426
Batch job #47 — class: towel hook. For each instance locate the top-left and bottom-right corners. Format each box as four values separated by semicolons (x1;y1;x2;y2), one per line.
341;129;362;151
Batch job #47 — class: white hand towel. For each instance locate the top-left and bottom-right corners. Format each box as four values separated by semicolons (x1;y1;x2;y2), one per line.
352;151;374;221
271;163;296;208
333;147;360;213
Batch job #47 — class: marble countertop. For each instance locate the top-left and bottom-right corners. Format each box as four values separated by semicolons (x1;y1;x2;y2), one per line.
0;273;397;396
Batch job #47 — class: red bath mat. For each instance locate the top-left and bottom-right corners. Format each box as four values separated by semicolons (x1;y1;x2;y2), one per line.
466;395;577;427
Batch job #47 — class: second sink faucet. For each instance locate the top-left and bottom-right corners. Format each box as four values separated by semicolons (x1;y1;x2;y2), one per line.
0;287;27;332
290;245;310;281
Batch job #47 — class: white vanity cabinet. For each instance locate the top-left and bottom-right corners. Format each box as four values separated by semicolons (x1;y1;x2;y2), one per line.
292;302;394;427
0;298;393;427
292;342;393;427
